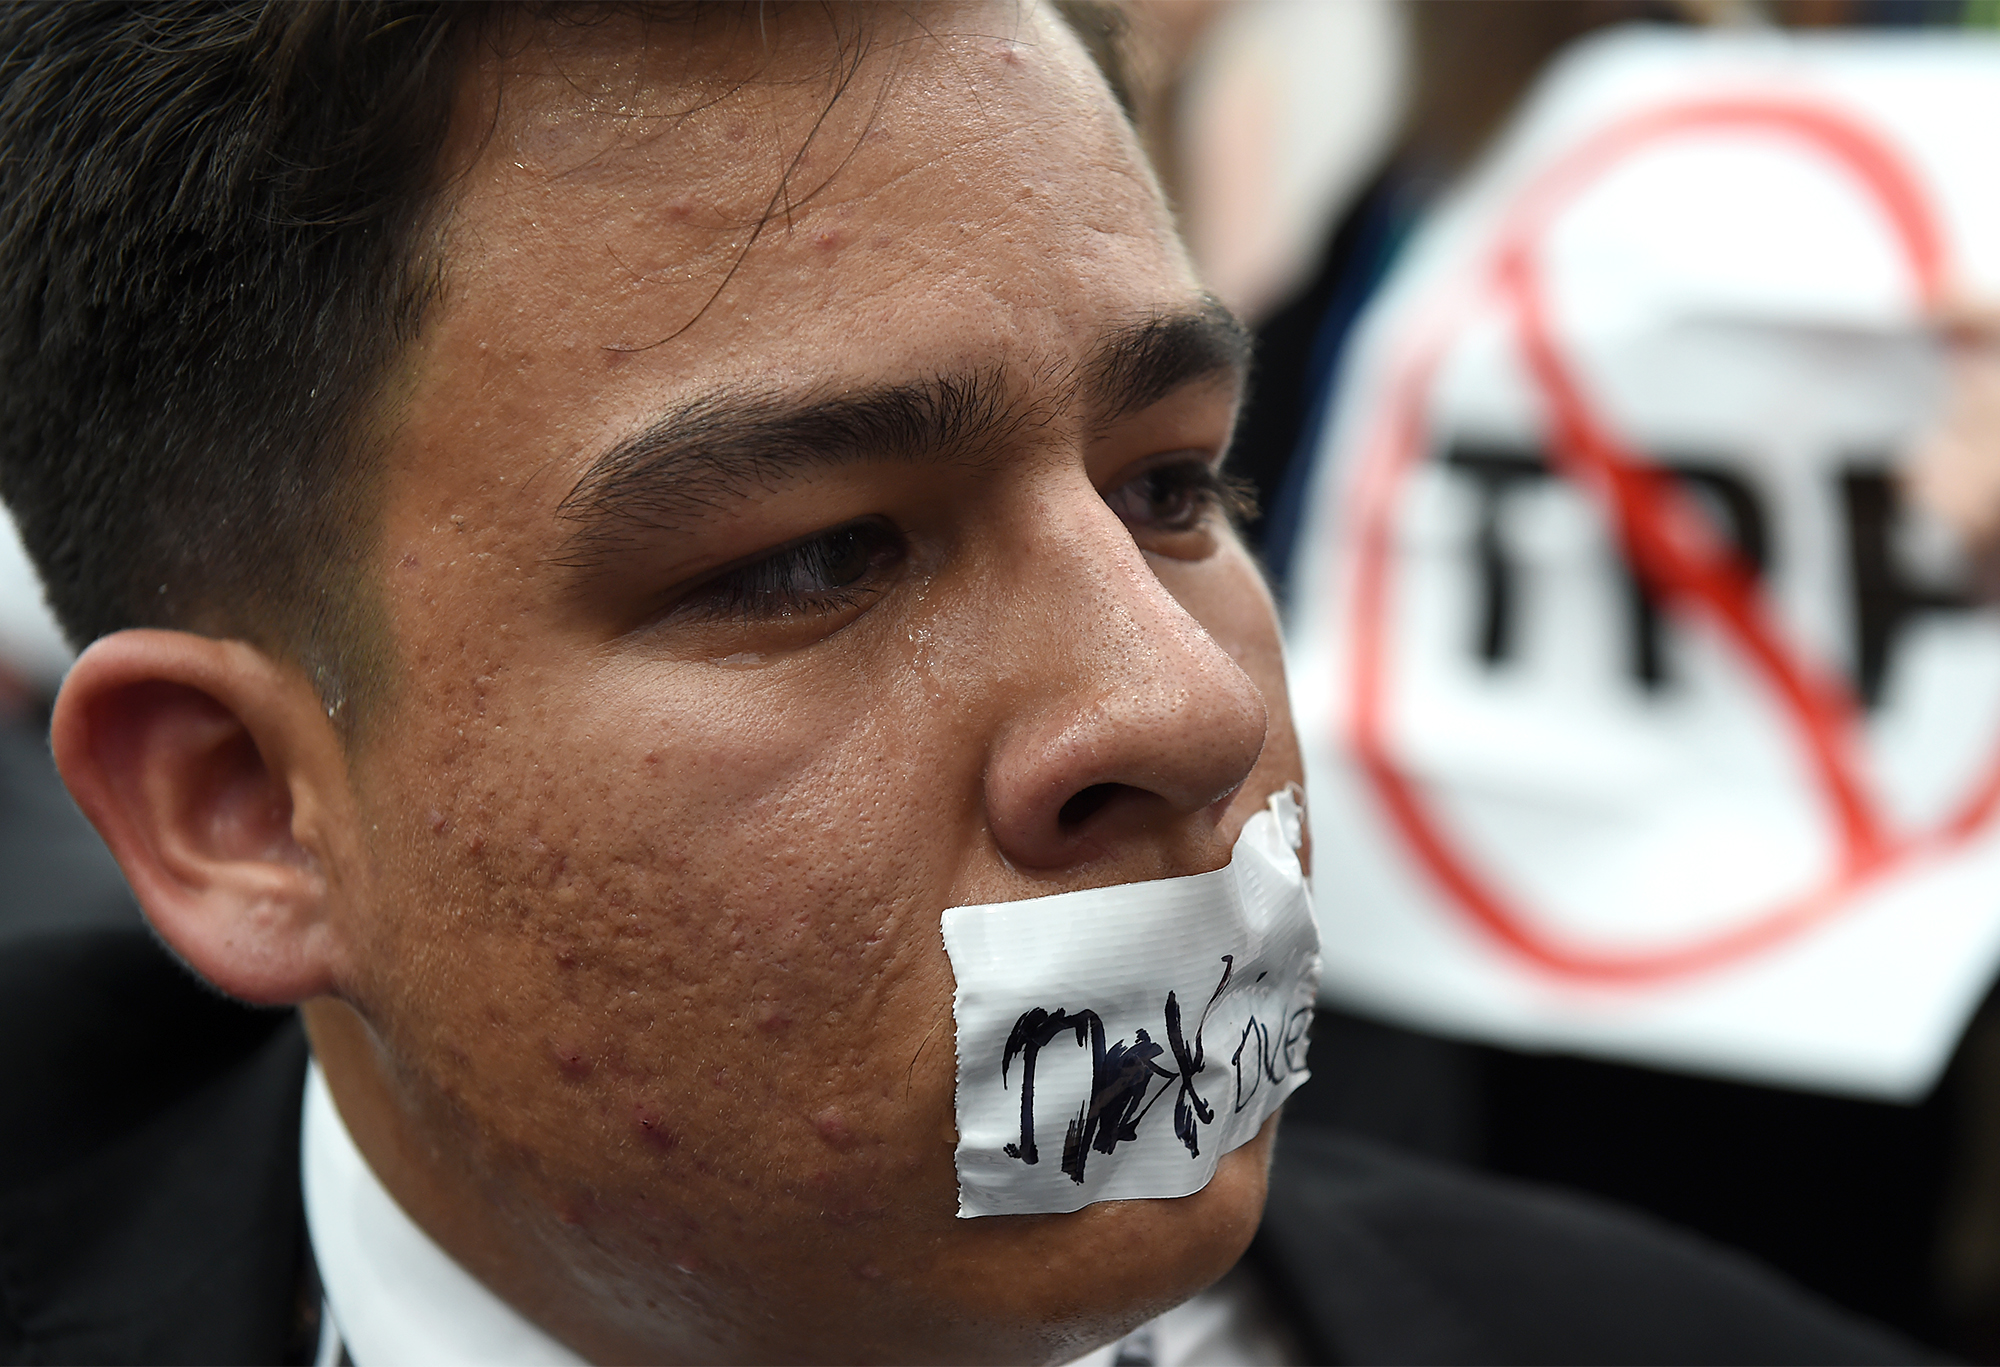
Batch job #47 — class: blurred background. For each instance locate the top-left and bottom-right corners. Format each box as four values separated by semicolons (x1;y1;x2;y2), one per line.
1107;0;2000;1359
0;506;134;948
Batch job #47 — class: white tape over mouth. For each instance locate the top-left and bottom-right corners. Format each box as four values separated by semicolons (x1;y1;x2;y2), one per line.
943;789;1322;1218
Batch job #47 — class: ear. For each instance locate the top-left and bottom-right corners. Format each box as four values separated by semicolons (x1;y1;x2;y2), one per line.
51;629;354;1004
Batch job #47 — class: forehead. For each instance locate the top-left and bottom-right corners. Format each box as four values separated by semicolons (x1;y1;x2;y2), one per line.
403;3;1190;458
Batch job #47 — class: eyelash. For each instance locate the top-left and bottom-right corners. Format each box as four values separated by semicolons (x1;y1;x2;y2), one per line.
669;458;1251;626
1105;458;1258;534
674;518;905;623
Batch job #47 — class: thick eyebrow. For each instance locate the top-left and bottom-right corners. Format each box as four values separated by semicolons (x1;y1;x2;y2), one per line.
553;368;1037;568
1084;296;1251;430
554;299;1250;567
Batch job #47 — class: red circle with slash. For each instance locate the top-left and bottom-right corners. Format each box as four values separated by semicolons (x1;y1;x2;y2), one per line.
1340;96;1990;982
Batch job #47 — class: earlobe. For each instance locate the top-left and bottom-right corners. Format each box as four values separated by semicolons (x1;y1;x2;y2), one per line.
51;629;350;1005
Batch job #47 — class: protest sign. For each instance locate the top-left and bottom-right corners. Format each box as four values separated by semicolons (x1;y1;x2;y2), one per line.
1287;28;2000;1099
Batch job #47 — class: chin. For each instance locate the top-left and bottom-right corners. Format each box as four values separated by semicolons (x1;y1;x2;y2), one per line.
965;1115;1281;1365
1133;1119;1279;1288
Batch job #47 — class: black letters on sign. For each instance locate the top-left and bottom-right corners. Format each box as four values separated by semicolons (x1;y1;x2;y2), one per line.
1841;464;1975;708
1441;442;1978;707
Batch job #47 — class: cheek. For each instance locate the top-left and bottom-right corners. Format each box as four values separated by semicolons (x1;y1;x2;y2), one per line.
352;643;971;1243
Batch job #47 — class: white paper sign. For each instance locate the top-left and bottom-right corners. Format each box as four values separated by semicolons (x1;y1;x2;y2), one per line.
1287;28;2000;1100
944;790;1321;1218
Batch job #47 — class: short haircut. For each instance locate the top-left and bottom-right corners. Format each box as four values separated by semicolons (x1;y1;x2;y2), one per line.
0;2;1129;733
0;2;484;728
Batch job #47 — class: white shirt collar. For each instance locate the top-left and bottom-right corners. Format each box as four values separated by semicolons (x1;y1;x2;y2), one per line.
301;1061;1291;1367
302;1062;585;1367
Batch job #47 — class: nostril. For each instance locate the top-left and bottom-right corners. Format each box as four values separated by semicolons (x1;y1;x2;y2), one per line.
1057;783;1123;831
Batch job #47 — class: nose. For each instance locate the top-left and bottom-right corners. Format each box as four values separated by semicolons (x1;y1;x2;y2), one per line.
982;490;1269;873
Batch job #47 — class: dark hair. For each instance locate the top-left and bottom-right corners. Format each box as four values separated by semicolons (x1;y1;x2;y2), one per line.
0;2;1133;732
0;2;495;727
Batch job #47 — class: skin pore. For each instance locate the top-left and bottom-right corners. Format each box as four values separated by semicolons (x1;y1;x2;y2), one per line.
53;5;1306;1364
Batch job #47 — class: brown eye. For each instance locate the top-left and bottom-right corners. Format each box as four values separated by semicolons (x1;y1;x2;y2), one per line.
674;517;905;622
817;523;879;588
1103;460;1255;534
1107;469;1197;530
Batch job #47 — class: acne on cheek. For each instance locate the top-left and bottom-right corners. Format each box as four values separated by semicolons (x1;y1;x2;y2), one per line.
516;940;926;1171
531;991;937;1228
383;683;955;1141
550;1039;594;1081
812;1107;856;1150
537;1023;698;1162
633;1103;681;1154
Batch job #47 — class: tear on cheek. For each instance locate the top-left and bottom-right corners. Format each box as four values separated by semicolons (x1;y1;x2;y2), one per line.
942;787;1321;1219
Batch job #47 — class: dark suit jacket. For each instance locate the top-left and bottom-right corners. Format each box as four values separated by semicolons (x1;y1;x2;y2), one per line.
0;924;1928;1365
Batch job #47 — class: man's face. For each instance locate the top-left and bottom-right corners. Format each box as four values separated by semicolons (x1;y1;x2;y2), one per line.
323;7;1302;1362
